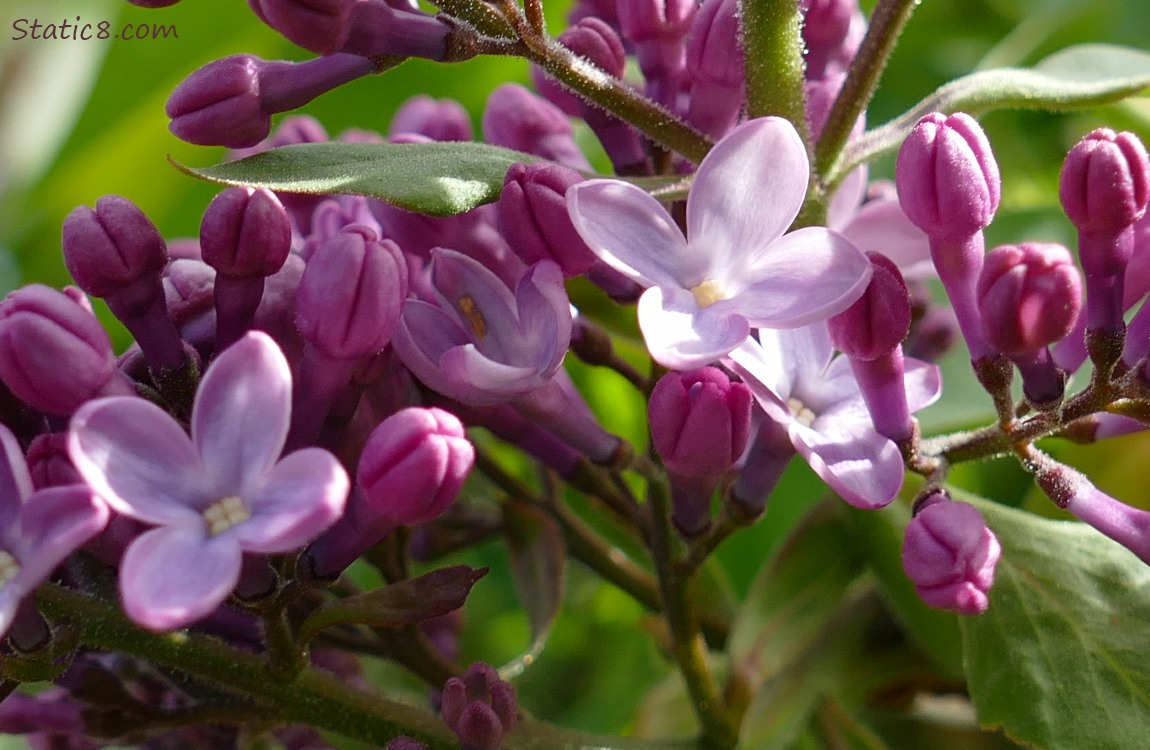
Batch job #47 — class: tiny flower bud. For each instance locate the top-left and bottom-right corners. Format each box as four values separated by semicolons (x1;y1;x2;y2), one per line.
26;433;82;489
358;407;475;526
200;187;292;279
828;252;911;361
977;242;1082;356
0;285;134;415
902;488;1000;615
685;0;744;139
390;95;473;142
650;367;752;535
248;0;355;54
617;0;696;108
441;663;517;750
62;195;167;299
498;163;598;277
482;84;591;172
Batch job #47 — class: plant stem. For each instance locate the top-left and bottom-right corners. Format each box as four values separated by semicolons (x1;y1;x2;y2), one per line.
741;0;810;141
646;481;738;750
815;0;922;184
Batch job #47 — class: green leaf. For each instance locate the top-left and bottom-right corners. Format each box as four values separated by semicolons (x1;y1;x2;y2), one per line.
501;502;566;680
839;43;1150;182
298;565;486;645
174;141;541;217
959;491;1150;750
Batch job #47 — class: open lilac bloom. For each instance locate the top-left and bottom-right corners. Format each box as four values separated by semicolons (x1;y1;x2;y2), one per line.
567;116;871;369
828;167;934;281
393;248;571;406
68;331;349;631
726;325;941;508
0;425;108;638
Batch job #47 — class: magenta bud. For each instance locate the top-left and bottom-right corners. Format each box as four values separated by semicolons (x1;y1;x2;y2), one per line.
248;0;355;54
296;228;408;360
62;195;168;299
441;663;517;750
497;163;598;277
26;433;83;489
391;95;473;141
650;367;753;535
901;488;1000;616
560;17;626;77
200;188;292;278
896;112;1001;243
339;1;456;60
828;252;911;361
167;53;375;148
1060;128;1150;239
800;0;854;47
357;407;475;526
0;285;130;415
617;0;696;41
977;242;1082;356
482;84;590;172
685;0;744;139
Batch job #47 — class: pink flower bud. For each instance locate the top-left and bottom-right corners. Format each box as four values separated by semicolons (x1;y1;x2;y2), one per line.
977;242;1082;356
685;0;744;139
390;95;472;142
902;489;1000;615
828;252;911;361
200;188;292;279
248;0;355;54
441;663;517;750
482;84;591;172
497;163;598;276
1060;128;1150;238
357;407;475;526
896;112;1001;243
62;195;168;299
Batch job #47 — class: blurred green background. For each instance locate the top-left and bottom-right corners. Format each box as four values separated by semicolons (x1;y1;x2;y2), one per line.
2;0;1150;747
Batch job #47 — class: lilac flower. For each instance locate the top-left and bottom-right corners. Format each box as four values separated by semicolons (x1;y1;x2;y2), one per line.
726;325;941;508
393;248;571;407
0;424;108;639
568;116;871;369
68;331;349;631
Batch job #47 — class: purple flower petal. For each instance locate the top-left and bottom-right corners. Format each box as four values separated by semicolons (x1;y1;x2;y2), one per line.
514;261;571;371
439;346;551;405
429;249;522;363
193;331;291;494
687;118;809;269
0;425;32;538
840;200;934;280
733;228;872;328
120;525;242;631
903;357;944;413
15;486;108;585
788;421;903;509
567;179;696;288
638;286;750;369
69;397;208;523
234;448;348;553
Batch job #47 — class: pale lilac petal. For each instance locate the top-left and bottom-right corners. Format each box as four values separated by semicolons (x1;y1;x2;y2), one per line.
638;286;750;369
516;261;572;372
903;357;943;413
724;337;793;416
15;486;108;584
687;117;809;267
827;165;868;231
567;179;696;288
193;331;291;494
0;594;21;639
805;355;870;424
440;345;549;405
732;227;871;327
234;448;349;553
788;421;903;509
0;424;32;537
120;526;242;631
841;200;934;280
68;397;208;523
430;249;521;362
758;324;835;391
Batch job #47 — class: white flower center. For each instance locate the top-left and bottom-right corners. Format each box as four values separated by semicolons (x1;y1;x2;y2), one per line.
690;279;728;308
203;496;250;536
0;550;19;588
787;398;817;427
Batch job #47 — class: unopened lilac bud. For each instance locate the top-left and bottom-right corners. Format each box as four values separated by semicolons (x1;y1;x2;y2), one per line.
617;0;696;108
1060;128;1150;335
200;188;292;278
441;663;517;750
26;433;82;489
896;112;1001;360
248;0;354;54
358;407;475;526
391;95;472;141
896;112;1000;244
828;253;911;361
498;163;598;277
0;285;134;415
978;242;1082;356
800;0;858;77
482;84;591;172
296;228;408;361
650;367;752;535
685;0;744;139
166;53;375;148
339;1;457;60
902;488;1000;615
62;195;167;298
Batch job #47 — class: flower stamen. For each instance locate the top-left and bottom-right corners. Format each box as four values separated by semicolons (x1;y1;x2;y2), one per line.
0;550;19;588
204;496;250;536
458;295;487;340
690;279;728;308
787;397;817;427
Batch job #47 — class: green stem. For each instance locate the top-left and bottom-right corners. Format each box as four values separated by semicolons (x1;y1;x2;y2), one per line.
815;0;923;183
646;481;738;750
741;0;810;140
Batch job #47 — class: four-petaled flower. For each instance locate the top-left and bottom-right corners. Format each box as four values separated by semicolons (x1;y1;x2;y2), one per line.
68;331;349;631
568;116;872;369
726;324;941;509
